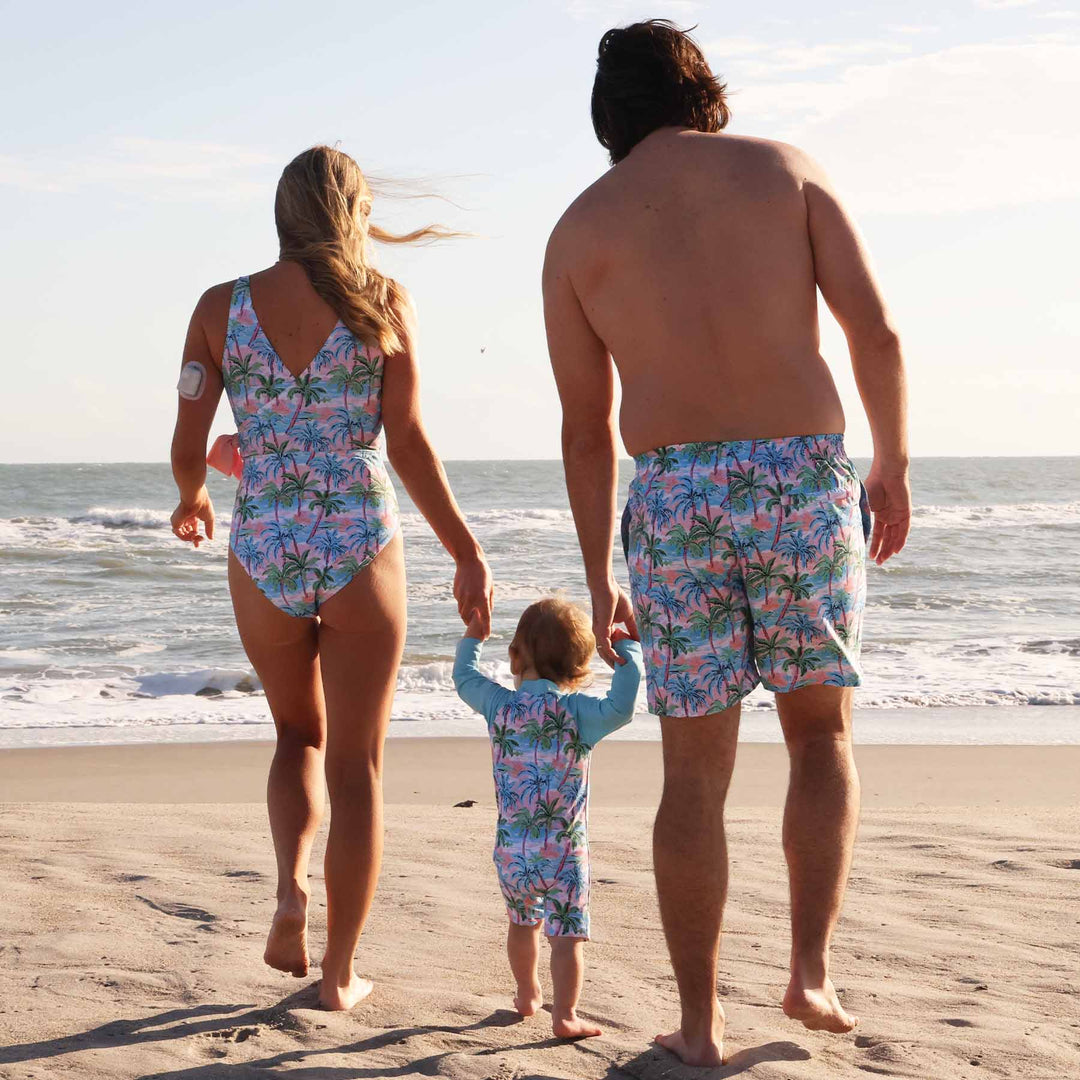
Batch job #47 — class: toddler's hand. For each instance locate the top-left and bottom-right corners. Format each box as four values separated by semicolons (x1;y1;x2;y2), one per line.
465;612;488;640
611;628;632;644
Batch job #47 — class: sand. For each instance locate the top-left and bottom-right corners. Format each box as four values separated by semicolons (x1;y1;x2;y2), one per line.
1;740;1078;1079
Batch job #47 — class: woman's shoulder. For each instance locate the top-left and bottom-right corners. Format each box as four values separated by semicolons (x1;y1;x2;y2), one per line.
193;279;238;323
388;280;417;322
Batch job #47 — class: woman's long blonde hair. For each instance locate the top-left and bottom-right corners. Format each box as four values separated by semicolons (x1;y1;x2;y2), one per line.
274;145;452;355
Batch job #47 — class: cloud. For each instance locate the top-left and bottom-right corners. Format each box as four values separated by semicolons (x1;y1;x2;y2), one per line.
563;0;702;19
0;138;275;201
729;41;1080;214
1038;8;1080;16
973;0;1040;8
706;36;912;75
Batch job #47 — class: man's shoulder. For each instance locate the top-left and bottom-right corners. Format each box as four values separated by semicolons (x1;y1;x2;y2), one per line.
547;173;611;249
699;132;818;177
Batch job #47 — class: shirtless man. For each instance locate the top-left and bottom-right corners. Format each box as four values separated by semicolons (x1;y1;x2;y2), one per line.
543;20;911;1067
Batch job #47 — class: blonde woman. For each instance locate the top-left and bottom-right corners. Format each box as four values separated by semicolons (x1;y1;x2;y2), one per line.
169;146;492;1009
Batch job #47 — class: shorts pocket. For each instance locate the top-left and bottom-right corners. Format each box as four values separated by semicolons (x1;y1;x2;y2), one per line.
859;483;872;544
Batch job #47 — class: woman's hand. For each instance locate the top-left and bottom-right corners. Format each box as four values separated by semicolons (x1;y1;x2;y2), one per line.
171;487;215;548
590;578;639;667
454;553;493;638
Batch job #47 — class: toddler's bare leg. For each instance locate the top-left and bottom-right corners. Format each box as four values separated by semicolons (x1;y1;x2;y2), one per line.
549;936;602;1039
507;921;542;1016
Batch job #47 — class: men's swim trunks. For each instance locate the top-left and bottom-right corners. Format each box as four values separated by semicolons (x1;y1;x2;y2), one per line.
624;434;869;717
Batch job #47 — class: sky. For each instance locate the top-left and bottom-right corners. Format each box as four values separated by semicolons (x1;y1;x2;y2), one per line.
1;0;1077;462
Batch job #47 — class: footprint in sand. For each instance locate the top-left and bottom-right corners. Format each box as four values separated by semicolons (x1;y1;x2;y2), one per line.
942;1018;976;1027
206;1026;260;1043
136;895;217;923
1050;858;1080;870
990;859;1023;871
223;869;264;879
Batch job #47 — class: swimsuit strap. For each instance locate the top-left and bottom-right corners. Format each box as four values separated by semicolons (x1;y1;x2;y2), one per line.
230;274;250;321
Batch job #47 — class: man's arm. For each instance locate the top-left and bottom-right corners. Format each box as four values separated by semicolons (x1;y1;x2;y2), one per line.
543;222;638;665
801;155;911;564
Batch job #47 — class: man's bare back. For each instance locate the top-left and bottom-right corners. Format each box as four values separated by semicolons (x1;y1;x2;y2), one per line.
546;126;896;456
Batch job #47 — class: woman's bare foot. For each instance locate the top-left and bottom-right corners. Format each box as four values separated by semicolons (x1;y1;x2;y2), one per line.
263;890;309;977
319;971;374;1011
514;981;543;1017
552;1008;602;1039
655;1000;725;1067
783;976;858;1032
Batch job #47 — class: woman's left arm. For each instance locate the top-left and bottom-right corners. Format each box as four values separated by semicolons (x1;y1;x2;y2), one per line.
170;287;227;547
382;290;493;634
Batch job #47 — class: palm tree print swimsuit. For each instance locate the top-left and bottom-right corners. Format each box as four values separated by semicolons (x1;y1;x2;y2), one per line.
453;636;643;937
624;434;870;717
221;276;399;617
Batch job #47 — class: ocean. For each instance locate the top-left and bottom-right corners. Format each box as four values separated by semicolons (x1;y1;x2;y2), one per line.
1;458;1078;748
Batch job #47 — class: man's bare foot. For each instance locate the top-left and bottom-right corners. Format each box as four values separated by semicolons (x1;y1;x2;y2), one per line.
318;972;374;1011
552;1008;602;1039
514;981;543;1017
263;892;309;977
783;976;858;1032
655;1000;725;1067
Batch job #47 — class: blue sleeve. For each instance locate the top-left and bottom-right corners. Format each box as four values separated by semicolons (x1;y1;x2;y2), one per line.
568;638;644;748
452;637;513;723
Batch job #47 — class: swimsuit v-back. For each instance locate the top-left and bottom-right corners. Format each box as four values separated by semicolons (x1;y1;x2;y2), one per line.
221;275;399;617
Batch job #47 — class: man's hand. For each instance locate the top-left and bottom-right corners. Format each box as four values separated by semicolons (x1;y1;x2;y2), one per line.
590;579;639;667
864;460;911;565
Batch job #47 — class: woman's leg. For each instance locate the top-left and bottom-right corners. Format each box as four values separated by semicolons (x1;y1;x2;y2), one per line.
314;532;407;1009
228;552;325;977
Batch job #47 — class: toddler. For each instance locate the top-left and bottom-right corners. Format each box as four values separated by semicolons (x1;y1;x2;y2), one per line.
453;597;643;1038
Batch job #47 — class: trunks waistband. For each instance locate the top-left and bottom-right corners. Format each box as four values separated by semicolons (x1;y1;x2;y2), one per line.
633;432;846;471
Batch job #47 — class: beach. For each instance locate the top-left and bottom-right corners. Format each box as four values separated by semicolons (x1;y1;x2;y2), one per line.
2;458;1078;1076
2;739;1078;1079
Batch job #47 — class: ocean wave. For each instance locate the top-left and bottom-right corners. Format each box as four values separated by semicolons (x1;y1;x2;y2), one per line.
72;507;173;529
401;508;574;536
912;501;1080;529
4;663;1076;714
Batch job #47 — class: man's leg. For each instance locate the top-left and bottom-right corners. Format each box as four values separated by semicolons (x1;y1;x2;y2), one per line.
653;707;740;1068
776;684;860;1032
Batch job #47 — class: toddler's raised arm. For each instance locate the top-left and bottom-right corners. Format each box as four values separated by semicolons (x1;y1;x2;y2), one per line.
453;637;513;721
571;638;644;747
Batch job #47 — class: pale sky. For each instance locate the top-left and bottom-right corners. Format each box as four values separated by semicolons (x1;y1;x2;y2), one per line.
1;0;1077;462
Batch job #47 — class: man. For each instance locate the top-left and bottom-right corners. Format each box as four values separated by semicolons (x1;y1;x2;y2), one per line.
543;20;910;1068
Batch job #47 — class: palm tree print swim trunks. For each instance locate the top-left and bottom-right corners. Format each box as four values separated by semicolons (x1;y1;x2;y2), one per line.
221;276;399;617
625;434;869;717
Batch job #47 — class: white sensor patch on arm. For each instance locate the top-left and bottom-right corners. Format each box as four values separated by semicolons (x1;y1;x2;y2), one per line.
177;361;207;400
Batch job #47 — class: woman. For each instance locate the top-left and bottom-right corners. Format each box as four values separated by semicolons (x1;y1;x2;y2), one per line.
169;146;492;1010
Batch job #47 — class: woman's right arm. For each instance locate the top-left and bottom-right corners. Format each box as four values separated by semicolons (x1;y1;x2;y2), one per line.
381;290;494;634
170;286;228;546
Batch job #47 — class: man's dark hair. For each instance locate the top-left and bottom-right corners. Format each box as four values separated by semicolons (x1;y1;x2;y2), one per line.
591;20;730;165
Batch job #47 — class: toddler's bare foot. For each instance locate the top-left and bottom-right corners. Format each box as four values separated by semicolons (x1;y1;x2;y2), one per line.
552;1008;602;1039
318;971;374;1011
263;891;309;977
514;982;542;1017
